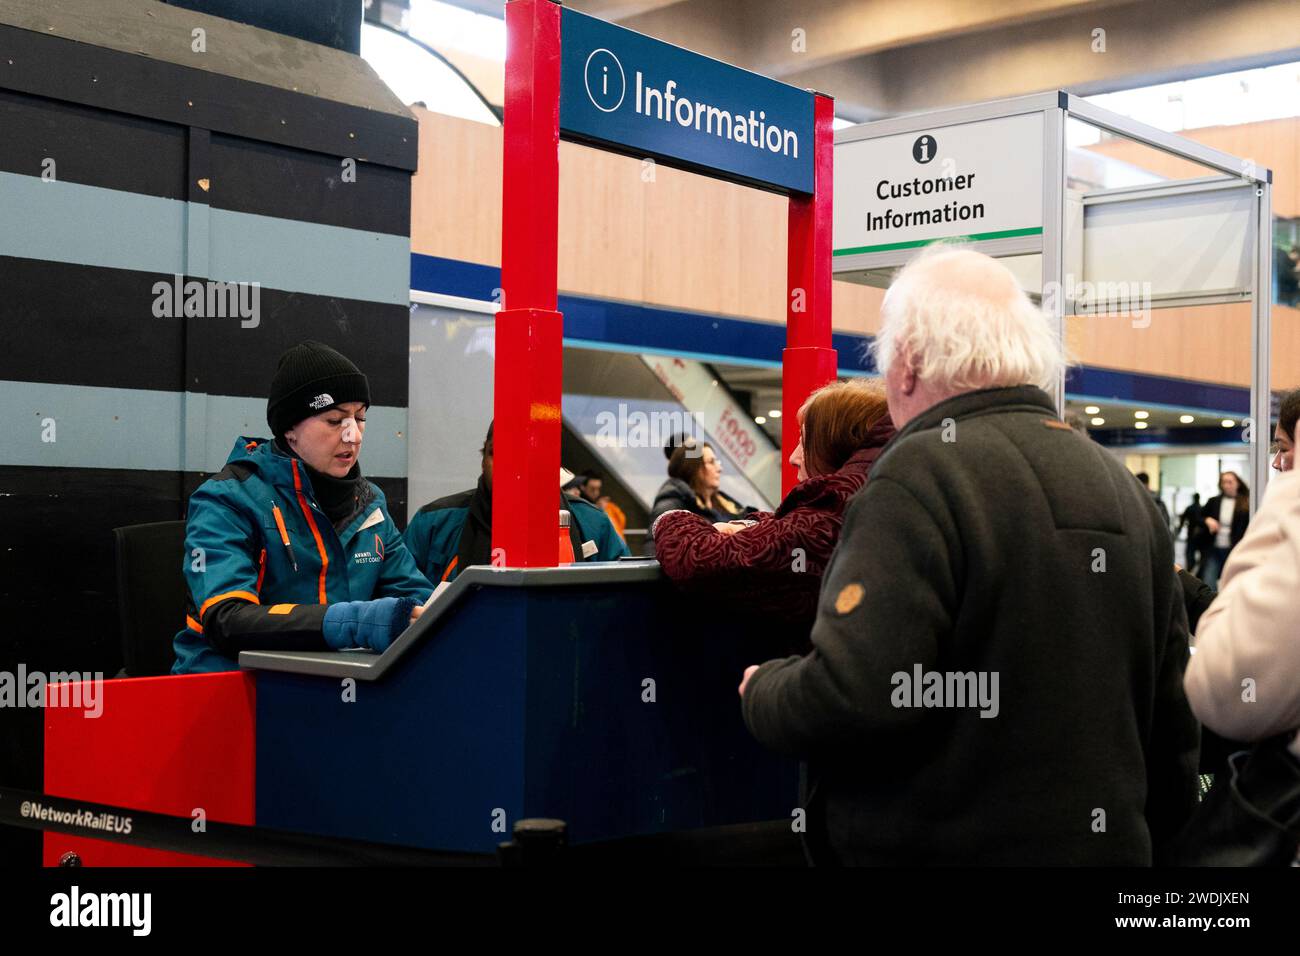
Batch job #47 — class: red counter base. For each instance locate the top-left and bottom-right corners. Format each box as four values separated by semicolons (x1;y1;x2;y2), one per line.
43;671;256;867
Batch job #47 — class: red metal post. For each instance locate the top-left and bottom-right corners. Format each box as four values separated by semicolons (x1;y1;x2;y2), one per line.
782;93;838;496
494;0;563;568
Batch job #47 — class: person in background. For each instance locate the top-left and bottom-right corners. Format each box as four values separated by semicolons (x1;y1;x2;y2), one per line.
644;439;750;557
1270;387;1300;474
1176;493;1204;573
562;475;583;500
1198;472;1249;589
1185;467;1300;776
739;244;1198;865
1175;390;1300;775
1276;243;1299;307
578;473;603;504
652;380;894;650
597;494;627;541
1182;387;1300;624
1137;471;1171;535
406;423;628;584
172;341;433;674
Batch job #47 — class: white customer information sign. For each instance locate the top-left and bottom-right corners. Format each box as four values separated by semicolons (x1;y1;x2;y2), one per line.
834;112;1044;257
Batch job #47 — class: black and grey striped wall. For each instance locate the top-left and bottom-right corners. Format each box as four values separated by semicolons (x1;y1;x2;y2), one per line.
0;0;418;689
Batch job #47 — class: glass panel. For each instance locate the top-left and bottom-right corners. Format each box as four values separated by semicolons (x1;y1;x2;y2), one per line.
1066;115;1229;194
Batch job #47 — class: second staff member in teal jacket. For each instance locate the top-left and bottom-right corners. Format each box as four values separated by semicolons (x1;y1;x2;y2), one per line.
406;422;628;583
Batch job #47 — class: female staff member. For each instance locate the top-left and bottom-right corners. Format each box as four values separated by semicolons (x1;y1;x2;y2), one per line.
651;380;894;648
172;341;433;674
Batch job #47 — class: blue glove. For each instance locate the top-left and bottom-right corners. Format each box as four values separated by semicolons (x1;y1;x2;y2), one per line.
322;596;418;653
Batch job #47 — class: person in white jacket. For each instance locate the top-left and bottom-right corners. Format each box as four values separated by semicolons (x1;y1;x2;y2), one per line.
1184;470;1300;760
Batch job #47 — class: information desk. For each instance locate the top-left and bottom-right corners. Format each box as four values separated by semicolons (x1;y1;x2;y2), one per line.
243;561;799;855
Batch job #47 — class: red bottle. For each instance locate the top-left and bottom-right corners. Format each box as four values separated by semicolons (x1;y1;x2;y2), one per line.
558;509;576;564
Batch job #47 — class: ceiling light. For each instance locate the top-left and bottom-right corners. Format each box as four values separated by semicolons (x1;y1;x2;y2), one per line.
1134;410;1149;420
754;416;766;425
1135;421;1148;430
1221;419;1236;428
1084;405;1100;415
1090;417;1105;426
769;409;782;418
1179;414;1195;424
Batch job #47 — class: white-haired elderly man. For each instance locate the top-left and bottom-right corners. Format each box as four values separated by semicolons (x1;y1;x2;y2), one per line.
740;245;1199;866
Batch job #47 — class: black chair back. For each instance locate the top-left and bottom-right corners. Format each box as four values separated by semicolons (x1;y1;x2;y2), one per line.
113;521;187;677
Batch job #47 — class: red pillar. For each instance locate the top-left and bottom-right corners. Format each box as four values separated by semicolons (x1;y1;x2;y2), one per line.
782;93;838;496
494;0;563;568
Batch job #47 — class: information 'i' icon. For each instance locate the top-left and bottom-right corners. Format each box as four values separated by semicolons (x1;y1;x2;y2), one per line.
912;134;937;164
584;49;626;113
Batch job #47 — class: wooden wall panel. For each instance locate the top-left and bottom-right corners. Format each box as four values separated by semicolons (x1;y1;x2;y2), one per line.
833;281;884;336
1085;116;1299;217
1067;302;1300;388
410;107;501;267
559;144;647;304
410;109;1295;387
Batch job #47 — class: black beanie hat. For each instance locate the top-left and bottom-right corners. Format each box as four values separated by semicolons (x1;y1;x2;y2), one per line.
266;341;370;438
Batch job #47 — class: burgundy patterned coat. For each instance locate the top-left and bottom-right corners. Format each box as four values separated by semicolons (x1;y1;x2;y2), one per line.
651;417;895;649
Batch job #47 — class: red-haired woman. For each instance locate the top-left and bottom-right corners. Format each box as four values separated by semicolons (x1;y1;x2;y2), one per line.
652;379;894;649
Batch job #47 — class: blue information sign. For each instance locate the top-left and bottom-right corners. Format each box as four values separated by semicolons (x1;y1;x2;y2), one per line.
559;8;815;194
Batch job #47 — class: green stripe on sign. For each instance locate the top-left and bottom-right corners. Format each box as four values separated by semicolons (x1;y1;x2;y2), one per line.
833;227;1044;257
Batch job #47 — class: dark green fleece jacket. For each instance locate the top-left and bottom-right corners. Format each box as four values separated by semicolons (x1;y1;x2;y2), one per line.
743;386;1199;865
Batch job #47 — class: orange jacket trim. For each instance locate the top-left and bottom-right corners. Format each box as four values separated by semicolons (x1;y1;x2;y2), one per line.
197;590;260;618
292;459;330;604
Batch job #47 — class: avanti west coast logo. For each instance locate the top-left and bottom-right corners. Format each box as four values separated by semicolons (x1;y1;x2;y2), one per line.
583;48;802;159
353;533;385;566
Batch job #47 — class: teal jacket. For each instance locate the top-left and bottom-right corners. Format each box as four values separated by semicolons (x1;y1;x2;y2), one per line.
172;437;433;674
406;483;629;583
